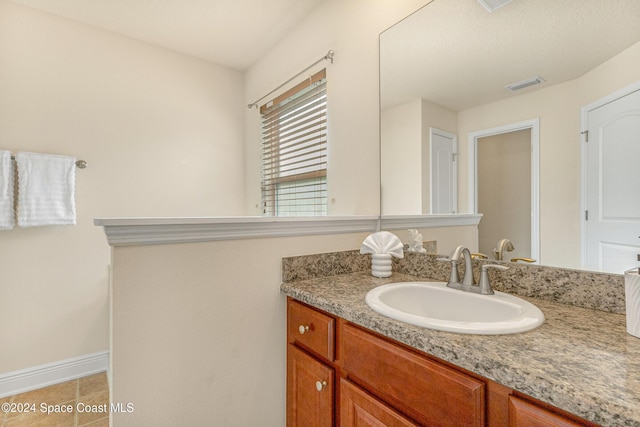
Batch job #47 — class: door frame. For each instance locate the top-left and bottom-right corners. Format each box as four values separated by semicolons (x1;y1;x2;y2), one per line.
468;118;540;263
580;80;640;269
429;127;458;214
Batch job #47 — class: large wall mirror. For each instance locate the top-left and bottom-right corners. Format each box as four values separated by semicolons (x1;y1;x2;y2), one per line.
380;0;640;272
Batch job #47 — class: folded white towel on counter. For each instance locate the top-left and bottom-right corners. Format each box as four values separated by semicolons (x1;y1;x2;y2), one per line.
16;151;76;227
360;231;404;258
0;150;15;230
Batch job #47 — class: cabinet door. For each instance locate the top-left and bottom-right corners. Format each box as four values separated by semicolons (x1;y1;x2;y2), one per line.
340;379;420;427
508;396;587;427
287;344;334;427
341;323;485;427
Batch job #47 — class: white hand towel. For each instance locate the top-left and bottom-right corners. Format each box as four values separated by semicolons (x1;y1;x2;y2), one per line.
0;151;15;230
16;151;76;227
360;231;404;258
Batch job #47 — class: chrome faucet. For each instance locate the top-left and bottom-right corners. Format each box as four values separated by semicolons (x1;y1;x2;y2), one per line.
438;245;509;295
460;247;475;287
437;246;475;290
493;239;515;261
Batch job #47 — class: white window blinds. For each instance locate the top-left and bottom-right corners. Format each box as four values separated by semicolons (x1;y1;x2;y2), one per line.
260;69;327;216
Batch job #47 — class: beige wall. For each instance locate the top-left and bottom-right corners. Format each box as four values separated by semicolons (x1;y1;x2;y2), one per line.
381;99;422;214
110;232;371;426
0;0;436;394
106;1;436;424
457;40;640;268
0;0;435;385
0;1;245;374
108;218;479;426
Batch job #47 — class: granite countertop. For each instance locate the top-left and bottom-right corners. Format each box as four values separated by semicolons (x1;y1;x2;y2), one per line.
281;271;640;427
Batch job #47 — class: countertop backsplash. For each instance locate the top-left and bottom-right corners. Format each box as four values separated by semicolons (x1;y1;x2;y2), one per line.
282;250;625;314
281;250;371;283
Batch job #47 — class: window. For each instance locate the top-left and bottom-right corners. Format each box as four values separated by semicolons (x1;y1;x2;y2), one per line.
260;69;327;216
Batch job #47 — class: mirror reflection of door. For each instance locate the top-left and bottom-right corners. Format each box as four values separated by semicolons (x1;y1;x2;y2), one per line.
477;130;531;261
584;84;640;273
429;128;457;214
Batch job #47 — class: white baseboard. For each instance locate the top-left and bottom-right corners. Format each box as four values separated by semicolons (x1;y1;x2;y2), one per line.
0;351;109;398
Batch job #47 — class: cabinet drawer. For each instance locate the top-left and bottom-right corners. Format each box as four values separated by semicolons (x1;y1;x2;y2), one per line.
508;396;590;427
288;299;335;361
341;323;485;427
340;378;420;427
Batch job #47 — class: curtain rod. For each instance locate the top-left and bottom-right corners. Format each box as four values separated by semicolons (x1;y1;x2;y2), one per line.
247;50;334;109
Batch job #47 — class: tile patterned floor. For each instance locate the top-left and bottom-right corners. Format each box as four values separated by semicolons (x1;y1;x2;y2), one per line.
0;372;109;426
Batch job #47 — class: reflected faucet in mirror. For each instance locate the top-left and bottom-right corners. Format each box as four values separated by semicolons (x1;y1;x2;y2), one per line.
475;239;536;263
493;239;514;261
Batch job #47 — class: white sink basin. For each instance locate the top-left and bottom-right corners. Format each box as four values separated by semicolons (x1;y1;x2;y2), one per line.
365;281;544;335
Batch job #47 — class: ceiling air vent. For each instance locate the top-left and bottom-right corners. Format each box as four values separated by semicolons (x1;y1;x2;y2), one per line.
477;0;514;13
505;76;545;91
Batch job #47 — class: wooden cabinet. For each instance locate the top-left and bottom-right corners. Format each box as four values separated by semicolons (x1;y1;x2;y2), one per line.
287;299;336;426
508;395;593;427
287;344;334;427
340;378;420;427
340;322;485;427
286;298;599;427
288;298;335;362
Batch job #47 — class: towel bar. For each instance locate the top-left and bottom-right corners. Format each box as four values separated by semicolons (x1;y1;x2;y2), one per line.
10;155;87;169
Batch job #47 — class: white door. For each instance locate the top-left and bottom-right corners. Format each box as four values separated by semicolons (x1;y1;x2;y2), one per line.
584;86;640;273
430;128;457;214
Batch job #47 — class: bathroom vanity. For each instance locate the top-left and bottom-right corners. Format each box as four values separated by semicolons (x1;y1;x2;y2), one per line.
287;298;590;426
281;252;640;426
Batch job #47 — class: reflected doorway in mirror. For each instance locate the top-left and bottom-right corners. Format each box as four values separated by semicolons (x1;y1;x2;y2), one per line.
429;128;458;214
468;118;540;264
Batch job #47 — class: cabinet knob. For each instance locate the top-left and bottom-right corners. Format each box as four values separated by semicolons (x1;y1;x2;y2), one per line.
298;325;310;335
315;380;327;392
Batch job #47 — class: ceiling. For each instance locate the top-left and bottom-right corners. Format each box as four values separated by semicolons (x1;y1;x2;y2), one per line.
381;0;640;111
7;0;325;70
11;0;640;106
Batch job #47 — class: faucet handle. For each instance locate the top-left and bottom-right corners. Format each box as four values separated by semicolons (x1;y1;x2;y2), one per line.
436;256;461;289
478;264;509;295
